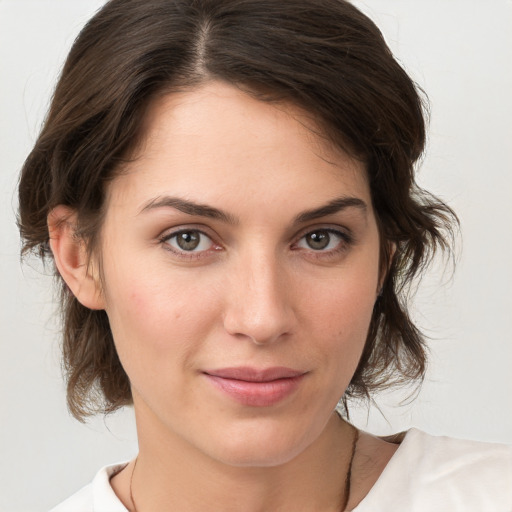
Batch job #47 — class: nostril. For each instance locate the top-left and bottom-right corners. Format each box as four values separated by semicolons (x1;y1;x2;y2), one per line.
222;257;295;344
223;306;294;345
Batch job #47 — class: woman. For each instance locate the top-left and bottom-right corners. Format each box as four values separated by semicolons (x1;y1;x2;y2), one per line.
17;0;512;510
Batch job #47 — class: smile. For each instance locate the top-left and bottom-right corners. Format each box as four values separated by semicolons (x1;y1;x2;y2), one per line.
203;367;307;407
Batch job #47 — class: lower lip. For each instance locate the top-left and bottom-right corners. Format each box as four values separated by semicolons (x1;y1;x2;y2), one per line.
204;374;305;407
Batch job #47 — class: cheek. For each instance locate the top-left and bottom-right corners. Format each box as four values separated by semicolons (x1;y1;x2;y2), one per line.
309;265;378;333
320;291;375;361
102;261;221;371
300;261;379;373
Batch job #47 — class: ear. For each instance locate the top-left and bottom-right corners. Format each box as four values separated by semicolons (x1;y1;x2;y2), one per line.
47;205;106;310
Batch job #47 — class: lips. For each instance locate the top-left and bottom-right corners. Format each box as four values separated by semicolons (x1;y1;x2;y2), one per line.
203;366;307;407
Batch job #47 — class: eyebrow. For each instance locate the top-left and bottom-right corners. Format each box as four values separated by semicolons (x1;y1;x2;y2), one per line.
139;195;367;225
139;196;238;224
293;197;367;224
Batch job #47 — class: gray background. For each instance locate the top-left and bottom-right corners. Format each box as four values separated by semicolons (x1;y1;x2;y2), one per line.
1;0;511;510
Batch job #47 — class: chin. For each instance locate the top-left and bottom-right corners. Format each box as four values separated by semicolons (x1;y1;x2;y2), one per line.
203;416;321;468
215;443;308;468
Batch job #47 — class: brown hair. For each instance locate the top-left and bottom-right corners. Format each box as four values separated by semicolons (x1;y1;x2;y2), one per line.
18;0;457;421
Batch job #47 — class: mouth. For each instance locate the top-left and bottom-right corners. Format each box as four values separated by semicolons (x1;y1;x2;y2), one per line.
202;366;307;407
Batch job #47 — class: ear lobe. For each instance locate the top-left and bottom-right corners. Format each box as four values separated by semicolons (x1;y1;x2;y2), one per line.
47;205;105;310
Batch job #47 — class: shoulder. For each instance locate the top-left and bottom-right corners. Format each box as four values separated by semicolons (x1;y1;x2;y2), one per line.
49;462;129;512
353;429;512;512
398;429;512;490
407;428;512;468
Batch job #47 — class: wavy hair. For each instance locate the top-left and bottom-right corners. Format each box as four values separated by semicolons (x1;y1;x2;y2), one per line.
18;0;457;421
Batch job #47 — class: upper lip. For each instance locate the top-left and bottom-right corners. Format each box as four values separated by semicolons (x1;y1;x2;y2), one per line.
203;367;306;382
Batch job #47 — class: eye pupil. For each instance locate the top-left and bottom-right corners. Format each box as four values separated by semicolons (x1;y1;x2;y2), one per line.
306;231;330;250
176;231;200;251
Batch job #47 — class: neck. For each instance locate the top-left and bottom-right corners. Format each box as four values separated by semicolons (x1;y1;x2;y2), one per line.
126;409;356;512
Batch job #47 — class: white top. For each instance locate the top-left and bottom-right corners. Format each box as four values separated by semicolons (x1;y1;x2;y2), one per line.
50;429;512;512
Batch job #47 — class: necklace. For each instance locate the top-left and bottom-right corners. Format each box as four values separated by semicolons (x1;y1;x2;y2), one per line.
129;425;359;512
341;424;359;511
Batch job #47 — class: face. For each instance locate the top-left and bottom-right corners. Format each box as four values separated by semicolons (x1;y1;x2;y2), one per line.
97;81;381;467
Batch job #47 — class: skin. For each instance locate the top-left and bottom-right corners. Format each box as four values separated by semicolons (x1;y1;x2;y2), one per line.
49;81;398;511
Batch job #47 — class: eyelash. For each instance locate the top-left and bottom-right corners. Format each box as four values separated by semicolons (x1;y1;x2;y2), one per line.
292;228;354;259
158;226;354;261
159;228;220;260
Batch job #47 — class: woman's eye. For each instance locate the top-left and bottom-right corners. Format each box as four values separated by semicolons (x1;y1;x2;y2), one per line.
296;229;348;252
163;230;214;253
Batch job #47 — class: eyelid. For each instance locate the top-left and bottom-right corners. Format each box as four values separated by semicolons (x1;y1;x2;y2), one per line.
291;225;355;256
158;225;223;258
158;223;218;242
156;223;355;261
293;224;354;243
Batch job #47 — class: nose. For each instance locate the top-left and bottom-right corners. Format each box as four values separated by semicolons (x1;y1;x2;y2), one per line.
222;250;296;345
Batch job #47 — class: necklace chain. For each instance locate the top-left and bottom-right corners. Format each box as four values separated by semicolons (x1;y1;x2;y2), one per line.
342;424;359;511
129;424;358;512
129;455;138;512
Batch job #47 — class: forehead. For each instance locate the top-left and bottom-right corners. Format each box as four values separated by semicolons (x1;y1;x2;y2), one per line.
106;81;372;217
